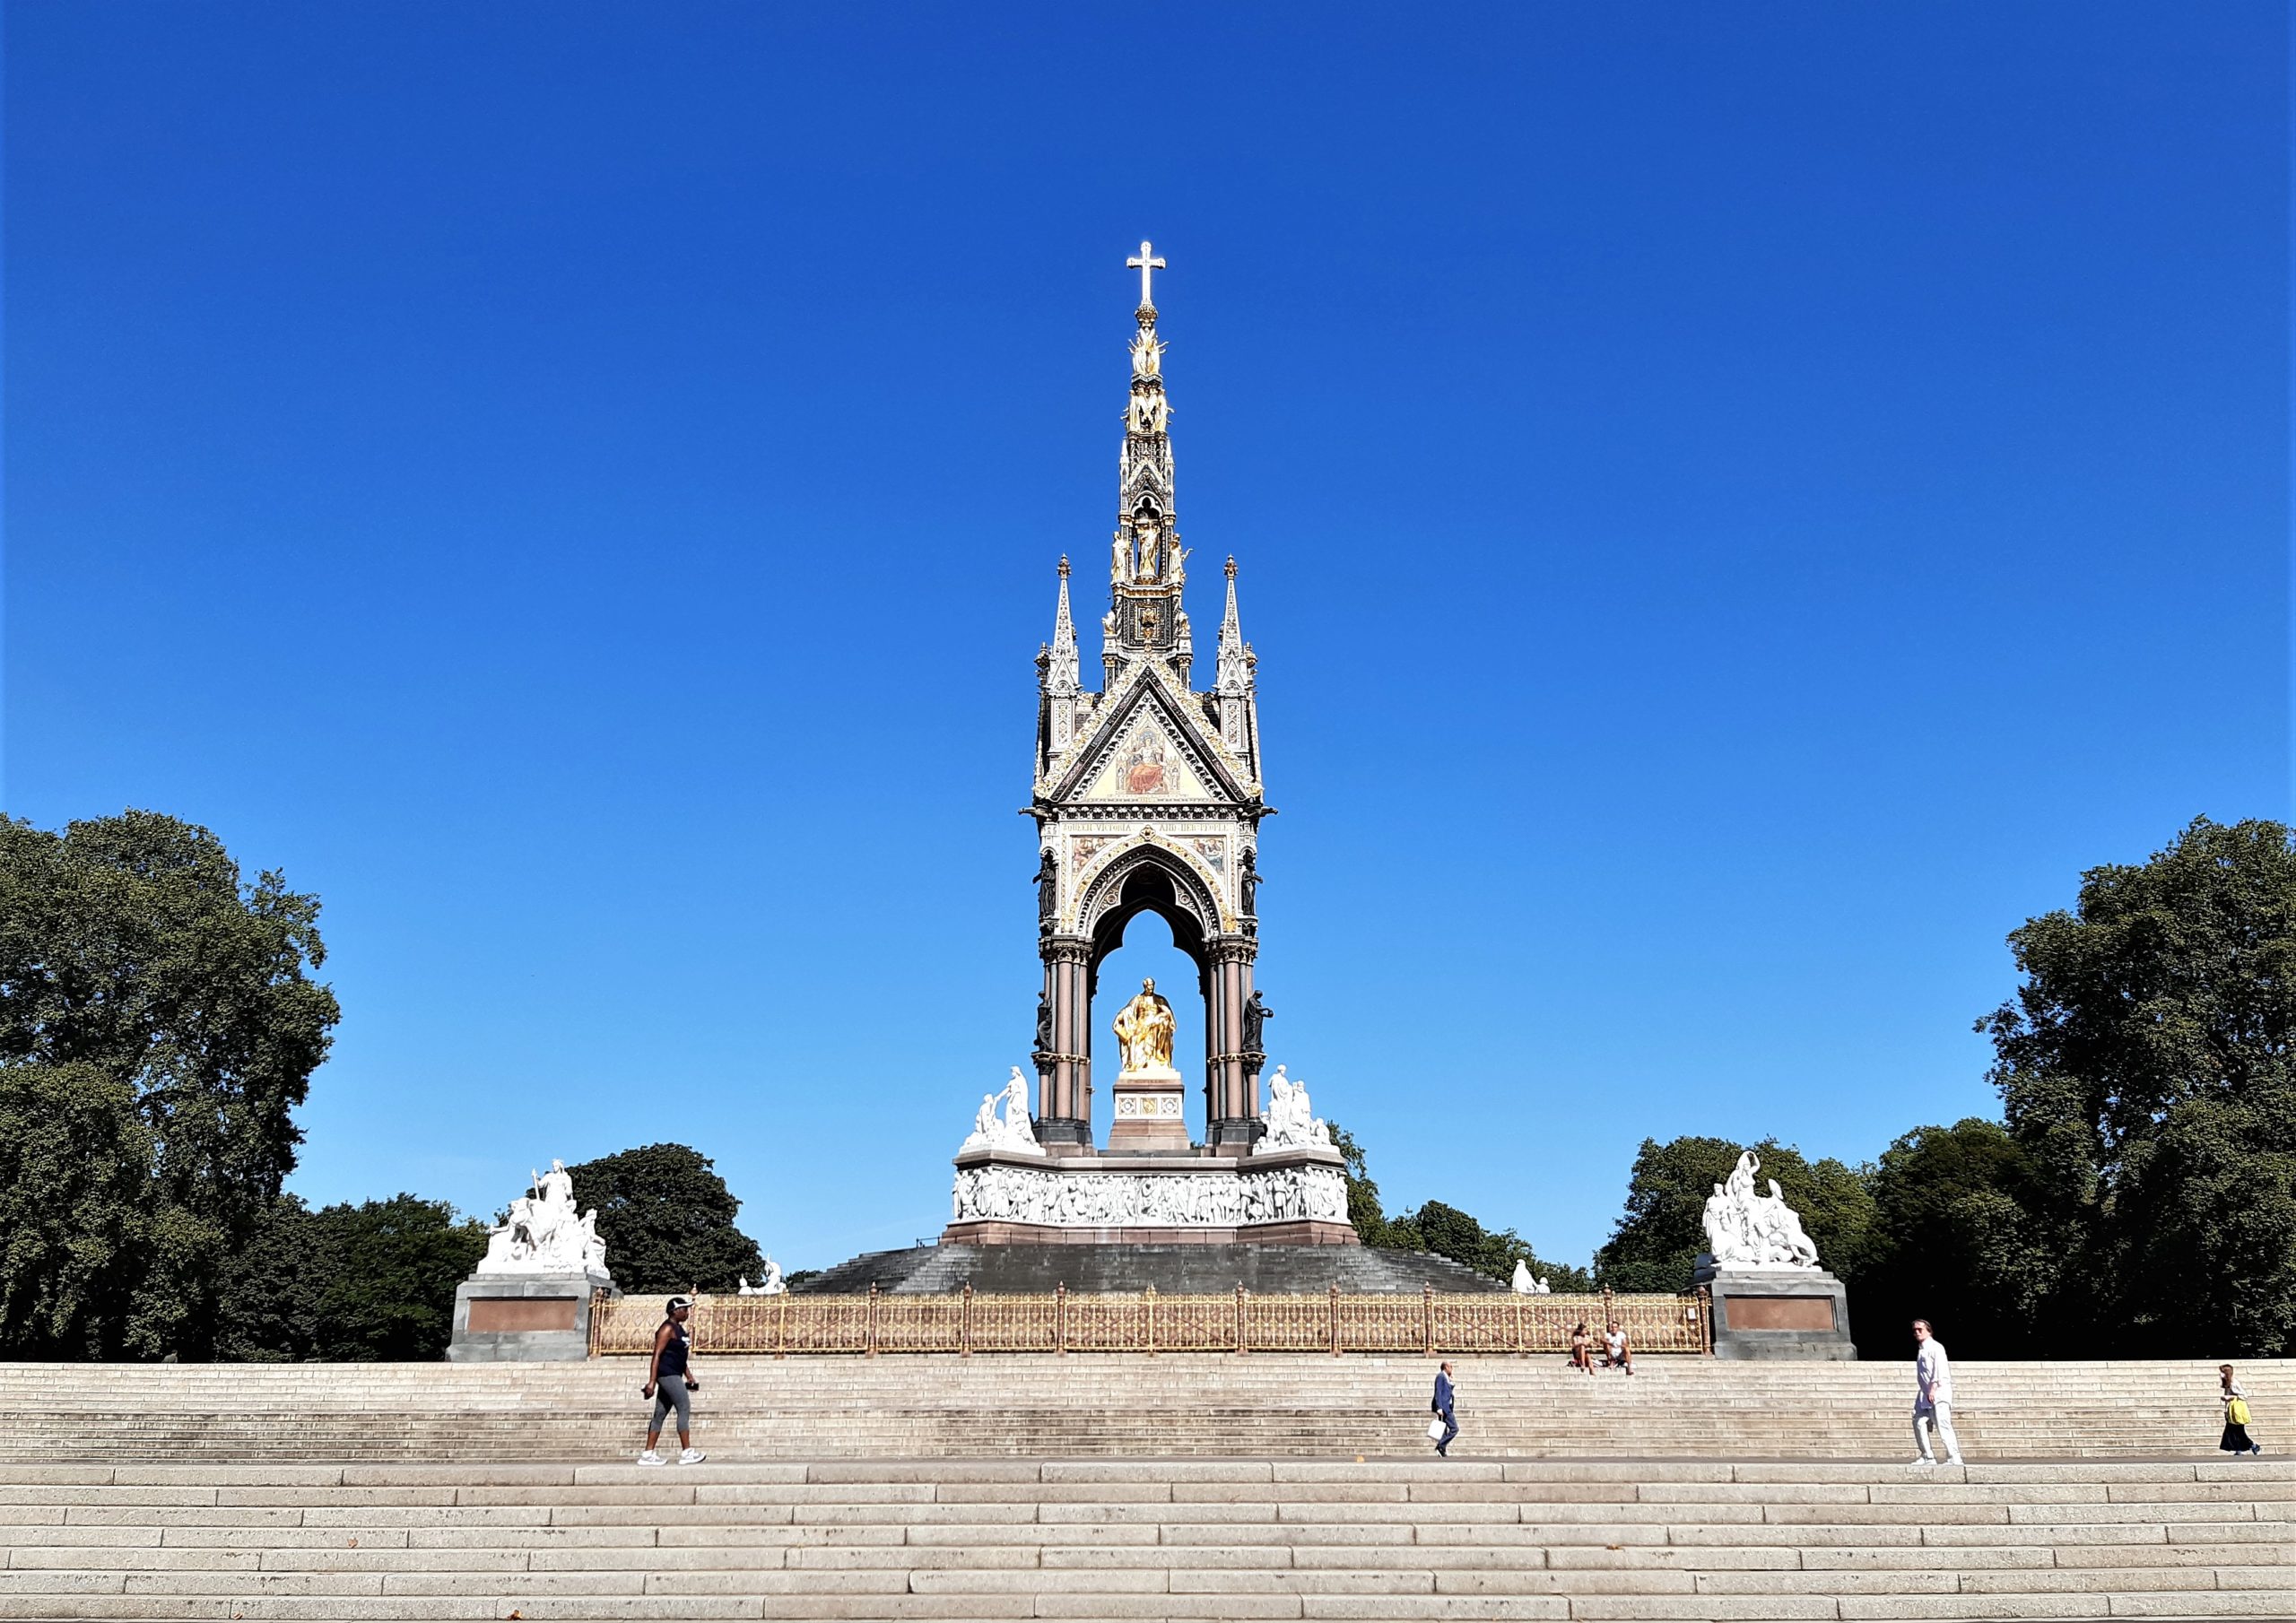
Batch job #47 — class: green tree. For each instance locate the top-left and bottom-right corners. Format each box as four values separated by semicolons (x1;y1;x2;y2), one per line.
1325;1121;1393;1245
1325;1121;1590;1287
0;812;339;1359
0;1063;155;1357
564;1144;763;1293
1403;1199;1595;1291
219;1195;487;1362
1594;1135;1876;1294
1984;816;2296;1357
1849;1118;2057;1359
216;1196;325;1362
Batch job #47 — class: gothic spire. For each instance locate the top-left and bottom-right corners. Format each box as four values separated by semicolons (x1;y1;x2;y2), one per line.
1106;240;1188;676
1045;555;1079;697
1215;556;1251;697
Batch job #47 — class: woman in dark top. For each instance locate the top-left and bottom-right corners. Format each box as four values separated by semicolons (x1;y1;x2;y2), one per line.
639;1296;704;1465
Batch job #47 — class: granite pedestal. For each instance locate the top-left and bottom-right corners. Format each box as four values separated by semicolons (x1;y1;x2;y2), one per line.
447;1269;617;1363
1693;1256;1857;1359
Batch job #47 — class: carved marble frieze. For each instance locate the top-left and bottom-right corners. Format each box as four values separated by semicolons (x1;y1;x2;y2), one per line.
951;1162;1347;1228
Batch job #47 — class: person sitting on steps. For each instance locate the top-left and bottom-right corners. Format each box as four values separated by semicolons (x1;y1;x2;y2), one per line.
1602;1320;1634;1375
1569;1322;1596;1376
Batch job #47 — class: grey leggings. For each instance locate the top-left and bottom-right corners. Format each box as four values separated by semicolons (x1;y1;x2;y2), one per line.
650;1374;691;1435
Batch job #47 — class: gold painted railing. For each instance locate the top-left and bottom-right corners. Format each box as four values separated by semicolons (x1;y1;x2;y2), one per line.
590;1286;1711;1358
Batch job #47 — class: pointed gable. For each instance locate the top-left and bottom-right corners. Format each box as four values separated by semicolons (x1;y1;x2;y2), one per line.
1082;713;1212;803
1049;667;1248;808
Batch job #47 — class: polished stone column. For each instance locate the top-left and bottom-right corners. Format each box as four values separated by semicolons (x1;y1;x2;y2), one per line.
1205;934;1259;1151
1034;933;1093;1150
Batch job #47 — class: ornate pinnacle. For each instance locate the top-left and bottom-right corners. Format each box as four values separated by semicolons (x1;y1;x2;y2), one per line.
1046;555;1080;697
1216;557;1250;697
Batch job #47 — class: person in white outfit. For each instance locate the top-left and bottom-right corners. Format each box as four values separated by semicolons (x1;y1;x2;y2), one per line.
1909;1318;1964;1466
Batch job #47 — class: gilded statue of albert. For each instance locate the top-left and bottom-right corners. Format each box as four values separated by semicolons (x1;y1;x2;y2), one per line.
1112;976;1177;1073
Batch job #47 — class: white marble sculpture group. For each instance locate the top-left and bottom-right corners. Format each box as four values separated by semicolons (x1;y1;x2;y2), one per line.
961;1067;1046;1156
952;1161;1348;1228
1510;1260;1552;1295
478;1159;611;1279
737;1257;786;1296
1252;1065;1331;1153
1700;1150;1822;1270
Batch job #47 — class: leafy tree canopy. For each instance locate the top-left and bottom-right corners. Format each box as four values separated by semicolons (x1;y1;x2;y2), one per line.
1326;1121;1590;1289
0;812;339;1358
1985;816;2296;1357
1850;1118;2056;1359
565;1143;763;1294
1594;1135;1876;1294
0;1063;154;1357
219;1194;486;1362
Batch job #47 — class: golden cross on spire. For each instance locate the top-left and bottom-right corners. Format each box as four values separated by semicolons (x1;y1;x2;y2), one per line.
1126;240;1166;308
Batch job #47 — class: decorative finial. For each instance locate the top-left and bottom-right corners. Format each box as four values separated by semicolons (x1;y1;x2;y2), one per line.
1126;239;1166;311
1058;555;1071;579
1224;555;1237;580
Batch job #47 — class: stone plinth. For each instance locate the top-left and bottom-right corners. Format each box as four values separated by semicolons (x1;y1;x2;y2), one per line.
945;1143;1354;1245
1106;1062;1189;1150
447;1270;616;1363
1693;1257;1857;1359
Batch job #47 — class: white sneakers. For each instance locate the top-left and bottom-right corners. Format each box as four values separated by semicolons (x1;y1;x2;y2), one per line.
637;1447;708;1466
637;1450;665;1465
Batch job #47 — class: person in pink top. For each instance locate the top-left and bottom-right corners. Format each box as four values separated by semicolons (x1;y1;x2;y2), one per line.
1909;1318;1964;1467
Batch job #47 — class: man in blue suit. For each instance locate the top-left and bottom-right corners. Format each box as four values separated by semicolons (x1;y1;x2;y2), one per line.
1432;1362;1458;1457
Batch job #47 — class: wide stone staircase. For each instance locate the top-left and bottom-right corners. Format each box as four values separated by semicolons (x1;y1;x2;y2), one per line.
0;1358;2289;1619
0;1357;2287;1462
0;1457;2289;1622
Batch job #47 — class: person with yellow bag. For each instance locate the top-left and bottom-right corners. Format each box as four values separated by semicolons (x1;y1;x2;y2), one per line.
2219;1365;2263;1456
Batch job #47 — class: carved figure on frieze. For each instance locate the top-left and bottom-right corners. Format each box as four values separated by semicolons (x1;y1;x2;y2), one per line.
1239;848;1259;914
1035;846;1058;920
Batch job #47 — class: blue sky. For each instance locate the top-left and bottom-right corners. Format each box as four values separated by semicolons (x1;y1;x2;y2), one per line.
6;5;2287;1271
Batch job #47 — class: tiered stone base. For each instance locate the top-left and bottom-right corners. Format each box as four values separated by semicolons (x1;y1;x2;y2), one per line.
803;1239;1503;1294
945;1141;1354;1248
